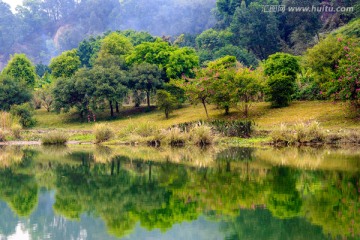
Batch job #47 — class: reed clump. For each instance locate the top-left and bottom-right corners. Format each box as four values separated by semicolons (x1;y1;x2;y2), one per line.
94;124;114;143
41;131;69;145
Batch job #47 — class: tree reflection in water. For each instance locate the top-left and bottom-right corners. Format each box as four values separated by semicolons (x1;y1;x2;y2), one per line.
0;146;358;239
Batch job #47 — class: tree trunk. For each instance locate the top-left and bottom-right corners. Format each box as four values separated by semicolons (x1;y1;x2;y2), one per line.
202;99;209;118
110;101;114;117
146;91;150;108
225;105;230;115
116;101;119;113
244;95;249;118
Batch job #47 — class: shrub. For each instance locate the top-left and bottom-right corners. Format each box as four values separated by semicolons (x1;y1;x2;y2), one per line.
270;121;325;145
191;125;214;146
0;129;8;142
41;131;68;145
94;124;114;143
210;120;252;137
11;123;22;139
165;127;188;146
266;74;295;108
10;103;36;128
0;111;13;130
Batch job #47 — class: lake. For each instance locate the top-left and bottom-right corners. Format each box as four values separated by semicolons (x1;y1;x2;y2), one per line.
0;145;359;240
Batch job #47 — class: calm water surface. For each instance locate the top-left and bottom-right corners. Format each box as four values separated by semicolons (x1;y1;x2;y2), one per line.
0;145;359;240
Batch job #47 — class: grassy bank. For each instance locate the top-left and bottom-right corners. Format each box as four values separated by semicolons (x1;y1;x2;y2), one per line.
16;101;359;145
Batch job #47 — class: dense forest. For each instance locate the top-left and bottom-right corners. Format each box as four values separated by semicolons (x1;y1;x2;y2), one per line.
1;0;359;69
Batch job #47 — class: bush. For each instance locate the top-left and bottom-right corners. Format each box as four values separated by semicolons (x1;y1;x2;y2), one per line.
210;120;252;137
270;121;324;145
0;129;8;142
11;123;22;139
0;111;13;130
41;131;68;145
10;103;36;128
191;125;214;146
94;124;114;143
165;127;188;146
267;74;295;107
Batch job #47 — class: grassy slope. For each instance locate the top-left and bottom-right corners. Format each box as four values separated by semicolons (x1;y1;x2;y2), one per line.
34;101;359;132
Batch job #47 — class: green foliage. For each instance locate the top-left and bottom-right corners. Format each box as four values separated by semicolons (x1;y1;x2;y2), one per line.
293;70;322;100
210;119;252;137
164;82;186;106
119;30;156;46
94;123;114;143
35;86;54;112
156;90;177;119
302;34;348;84
166;47;199;79
267;74;296;108
334;18;360;38
98;32;133;57
35;63;51;78
327;39;360;109
264;53;300;79
41;131;69;145
0;75;32;111
77;36;102;67
3;54;37;88
10;103;36;128
130;63;163;107
127;39;198;80
234;67;264;117
213;45;258;67
49;49;81;78
230;2;280;59
264;53;300;107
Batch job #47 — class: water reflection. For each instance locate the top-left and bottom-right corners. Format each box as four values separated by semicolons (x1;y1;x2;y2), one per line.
0;145;359;239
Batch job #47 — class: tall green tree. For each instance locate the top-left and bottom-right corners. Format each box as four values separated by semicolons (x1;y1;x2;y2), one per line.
264;53;300;107
49;49;81;79
3;54;37;88
92;66;128;117
130;63;163;107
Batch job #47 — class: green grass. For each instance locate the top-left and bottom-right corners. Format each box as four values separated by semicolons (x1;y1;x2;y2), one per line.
33;101;360;134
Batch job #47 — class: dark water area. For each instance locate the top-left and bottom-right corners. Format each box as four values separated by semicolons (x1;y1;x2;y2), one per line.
0;145;359;239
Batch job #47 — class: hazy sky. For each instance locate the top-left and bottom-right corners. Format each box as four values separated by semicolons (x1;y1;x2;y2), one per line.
2;0;23;11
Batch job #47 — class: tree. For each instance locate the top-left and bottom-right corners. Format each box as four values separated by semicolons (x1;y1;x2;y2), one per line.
327;39;360;110
98;32;133;58
230;2;281;60
234;67;264;117
264;53;300;107
156;90;177;119
303;35;349;84
207;56;238;115
3;54;37;88
49;49;81;79
166;47;199;79
10;103;36;128
92;66;128;117
130;63;163;107
52;69;96;118
0;75;32;111
35;86;54;112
